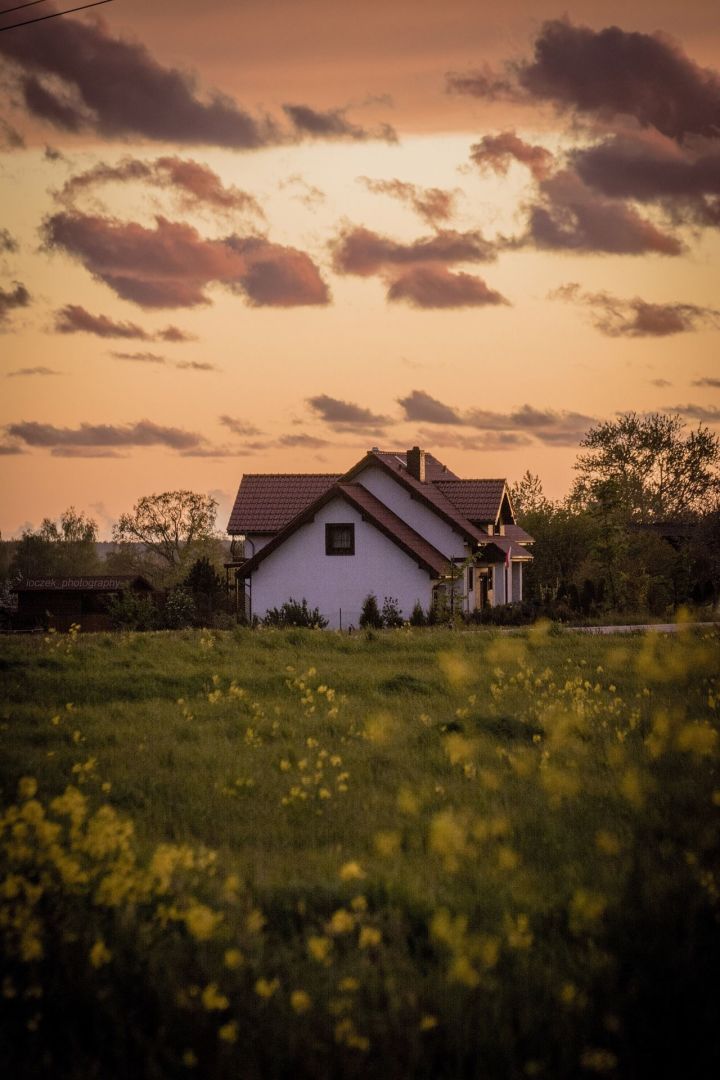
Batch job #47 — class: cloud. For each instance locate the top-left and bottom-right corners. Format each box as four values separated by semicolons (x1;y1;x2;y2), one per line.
0;443;25;455
306;394;391;433
693;377;720;388
571;134;720;228
219;416;262;437
416;427;533;451
0;282;30;326
279;433;330;449
521;170;684;255
7;419;204;451
0;118;24;150
650;379;673;388
58;156;264;219
398;390;463;425
0;13;278;149
446;65;517;101
515;20;720;143
110;351;166;364
43;211;330;309
550;283;720;336
663;404;720;423
283;104;396;143
50;447;126;459
174;360;218;371
0;229;18;254
331;225;495;276
157;325;196;343
54;304;151;339
44;145;65;162
387;266;508;309
470;132;554;181
358;177;459;225
398;390;596;445
7;366;61;377
278;174;326;209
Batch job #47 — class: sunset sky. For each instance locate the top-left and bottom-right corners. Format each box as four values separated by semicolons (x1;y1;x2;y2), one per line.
1;0;719;538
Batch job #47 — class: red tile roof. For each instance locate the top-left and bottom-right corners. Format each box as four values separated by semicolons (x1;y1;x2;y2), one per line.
503;524;535;545
236;482;451;579
370;450;459;481
227;474;339;534
434;479;507;523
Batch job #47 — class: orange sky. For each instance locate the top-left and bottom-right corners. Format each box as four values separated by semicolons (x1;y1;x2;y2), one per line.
1;1;718;537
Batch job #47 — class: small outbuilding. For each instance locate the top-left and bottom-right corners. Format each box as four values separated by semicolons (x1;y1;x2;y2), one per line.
12;575;153;632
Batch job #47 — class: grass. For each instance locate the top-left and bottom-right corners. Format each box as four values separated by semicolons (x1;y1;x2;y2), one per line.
1;624;719;1078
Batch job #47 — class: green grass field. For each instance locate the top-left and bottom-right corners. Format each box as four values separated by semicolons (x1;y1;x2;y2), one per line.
1;625;719;1078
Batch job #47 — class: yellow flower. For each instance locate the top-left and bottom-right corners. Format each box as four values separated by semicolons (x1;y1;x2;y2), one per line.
595;830;621;856
290;989;312;1014
185;901;222;941
350;894;367;912
358;926;381;949
182;1049;198;1068
339;861;365;882
255;977;279;999
224;948;244;970
339;977;359;992
18;777;38;800
307;935;332;963
419;1014;438;1031
201;983;229;1011
245;908;266;934
326;908;355;935
89;940;112;968
218;1021;238;1043
375;830;401;857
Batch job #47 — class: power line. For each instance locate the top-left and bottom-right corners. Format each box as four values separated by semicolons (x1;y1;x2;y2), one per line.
0;2;54;16
0;0;113;32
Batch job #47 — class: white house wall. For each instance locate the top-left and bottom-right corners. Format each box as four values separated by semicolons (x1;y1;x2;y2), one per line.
250;496;434;629
355;466;467;558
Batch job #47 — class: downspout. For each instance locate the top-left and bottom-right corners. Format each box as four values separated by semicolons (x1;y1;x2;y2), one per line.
244;537;255;624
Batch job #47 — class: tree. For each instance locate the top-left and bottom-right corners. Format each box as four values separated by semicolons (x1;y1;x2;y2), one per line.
10;507;99;580
510;471;553;517
359;594;383;629
571;412;720;523
112;491;218;582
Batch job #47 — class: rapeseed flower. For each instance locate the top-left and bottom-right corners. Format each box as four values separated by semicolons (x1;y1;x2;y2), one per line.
89;939;112;968
255;977;279;999
290;989;312;1014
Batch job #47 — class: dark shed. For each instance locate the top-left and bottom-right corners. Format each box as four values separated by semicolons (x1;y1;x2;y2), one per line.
13;576;153;632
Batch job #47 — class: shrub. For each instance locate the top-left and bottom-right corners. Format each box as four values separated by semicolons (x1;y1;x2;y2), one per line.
162;587;196;629
409;600;426;627
381;596;404;628
104;590;157;631
262;598;328;629
359;593;383;629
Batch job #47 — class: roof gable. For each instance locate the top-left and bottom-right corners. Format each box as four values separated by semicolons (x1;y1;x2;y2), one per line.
342;451;488;546
236;482;451;579
435;479;510;525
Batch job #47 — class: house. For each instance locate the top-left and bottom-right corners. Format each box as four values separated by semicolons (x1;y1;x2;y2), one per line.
13;575;153;632
226;447;533;627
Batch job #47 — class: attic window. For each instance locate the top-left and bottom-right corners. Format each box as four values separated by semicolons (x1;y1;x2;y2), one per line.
325;523;355;556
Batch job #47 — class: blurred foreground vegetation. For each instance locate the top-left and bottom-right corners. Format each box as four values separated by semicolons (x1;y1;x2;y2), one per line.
1;625;719;1078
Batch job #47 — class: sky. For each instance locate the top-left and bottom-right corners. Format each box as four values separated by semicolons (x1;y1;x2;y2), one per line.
1;0;719;538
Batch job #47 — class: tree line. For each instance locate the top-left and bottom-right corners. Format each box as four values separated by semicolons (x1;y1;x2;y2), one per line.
1;413;719;623
510;413;720;616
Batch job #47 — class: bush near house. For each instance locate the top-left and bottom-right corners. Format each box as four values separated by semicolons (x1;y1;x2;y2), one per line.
262;598;329;629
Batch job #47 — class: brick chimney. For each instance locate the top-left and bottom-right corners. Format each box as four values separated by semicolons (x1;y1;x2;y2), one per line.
407;445;426;482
